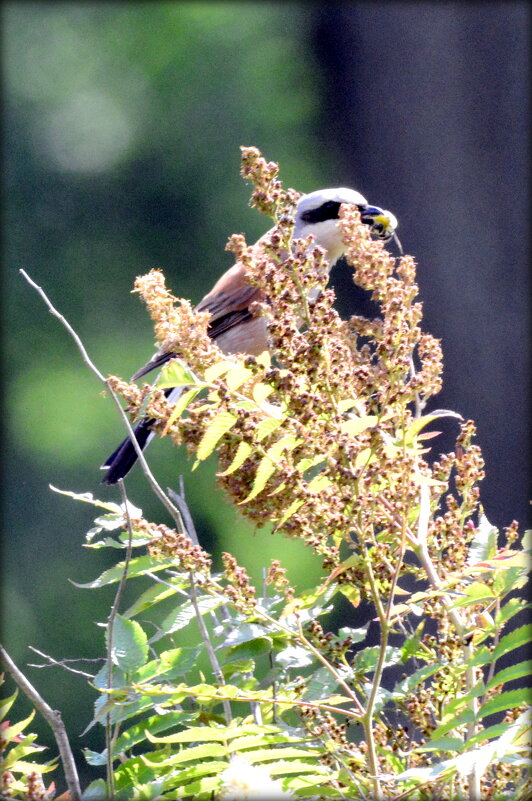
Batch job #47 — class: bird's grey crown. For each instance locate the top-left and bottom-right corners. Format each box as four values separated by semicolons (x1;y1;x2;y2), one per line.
296;187;368;218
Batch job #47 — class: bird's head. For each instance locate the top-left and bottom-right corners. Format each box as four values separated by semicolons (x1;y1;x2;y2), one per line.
294;187;400;266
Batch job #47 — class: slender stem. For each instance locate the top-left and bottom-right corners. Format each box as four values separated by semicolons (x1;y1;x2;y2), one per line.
19;269;185;530
263;610;364;716
167;477;199;545
0;645;82;801
187;570;232;723
411;488;481;800
27;647;96;678
186;688;362;721
104;479;135;799
361;557;386;801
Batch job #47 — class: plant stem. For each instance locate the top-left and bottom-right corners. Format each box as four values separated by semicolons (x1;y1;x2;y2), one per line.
104;479;135;799
187;570;233;723
19;269;185;531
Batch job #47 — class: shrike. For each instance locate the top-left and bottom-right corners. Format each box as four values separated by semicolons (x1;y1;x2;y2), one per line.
101;188;398;484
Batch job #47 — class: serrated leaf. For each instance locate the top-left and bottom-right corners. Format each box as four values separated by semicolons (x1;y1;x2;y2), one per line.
416;736;464;753
353;646;402;674
158;759;227;789
1;711;35;741
339;414;377;437
225;364;253;390
109;615;148;673
81;778;108;801
275;498;305;529
113;710;193;754
204;360;234;382
450;581;495;609
495;598;530;629
468;514;499;564
50;485;125;514
196;410;238;462
217;441;253;476
354;447;373;469
488;661;532;695
134;646;202;684
157;359;199;388
122;577;187;618
294;455;325;473
478;688;529;720
337;398;359;413
306;474;331;493
492;623;532;662
276;645;314;670
240;435;300;504
150;595;224;643
72;555;176;589
337;584;361;607
224;638;272;663
255;417;283;442
221;623;269;648
146;723;278;744
252;382;274;404
304;666;346;702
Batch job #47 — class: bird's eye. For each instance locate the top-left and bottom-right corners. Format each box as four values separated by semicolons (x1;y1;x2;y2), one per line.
322;200;336;209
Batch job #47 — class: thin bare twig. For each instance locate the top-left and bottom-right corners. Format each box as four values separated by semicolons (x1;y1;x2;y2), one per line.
27;646;97;678
0;644;82;801
167;477;200;545
19;269;185;530
188;571;233;723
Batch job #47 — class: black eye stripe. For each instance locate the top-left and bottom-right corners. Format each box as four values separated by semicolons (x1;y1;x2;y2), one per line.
300;200;342;224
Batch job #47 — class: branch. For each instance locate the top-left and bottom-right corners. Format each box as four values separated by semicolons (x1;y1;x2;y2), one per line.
0;644;82;801
19;269;186;532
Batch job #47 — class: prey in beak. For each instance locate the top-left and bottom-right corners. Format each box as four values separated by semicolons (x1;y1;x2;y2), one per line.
361;205;403;254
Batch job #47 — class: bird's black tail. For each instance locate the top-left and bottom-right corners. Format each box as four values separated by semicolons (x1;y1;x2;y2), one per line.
101;417;154;485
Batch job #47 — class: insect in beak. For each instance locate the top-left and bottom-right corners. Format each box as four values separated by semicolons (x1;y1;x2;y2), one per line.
360;205;402;254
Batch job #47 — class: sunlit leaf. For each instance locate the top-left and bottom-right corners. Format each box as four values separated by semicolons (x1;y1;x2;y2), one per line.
217;441;253;476
240;435;300;503
486;660;532;691
274;498;305;529
339;414;377;437
255;416;283;442
252;381;274;404
150;595;224;643
468;513;499;564
225;364;253;390
478;688;529;720
195;410;238;462
72;555;176;588
109;615;148;674
492;623;532;662
163;386;202;432
157;359;199;388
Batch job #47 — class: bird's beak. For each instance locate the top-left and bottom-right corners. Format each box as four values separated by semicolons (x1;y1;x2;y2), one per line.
360;205;402;254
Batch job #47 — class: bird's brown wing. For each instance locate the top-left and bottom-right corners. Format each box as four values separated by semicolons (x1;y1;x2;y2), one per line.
131;262;263;381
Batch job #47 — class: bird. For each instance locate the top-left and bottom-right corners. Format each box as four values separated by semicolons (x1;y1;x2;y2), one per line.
101;188;399;484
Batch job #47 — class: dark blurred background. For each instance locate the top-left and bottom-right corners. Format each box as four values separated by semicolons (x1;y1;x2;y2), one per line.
2;1;529;787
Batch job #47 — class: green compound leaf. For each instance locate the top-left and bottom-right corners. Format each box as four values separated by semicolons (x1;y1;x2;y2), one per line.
195;410;238;462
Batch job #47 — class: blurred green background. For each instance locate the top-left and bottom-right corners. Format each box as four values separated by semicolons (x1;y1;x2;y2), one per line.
2;1;529;789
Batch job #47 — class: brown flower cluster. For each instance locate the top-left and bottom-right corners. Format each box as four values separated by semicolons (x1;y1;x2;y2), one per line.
108;147;486;592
